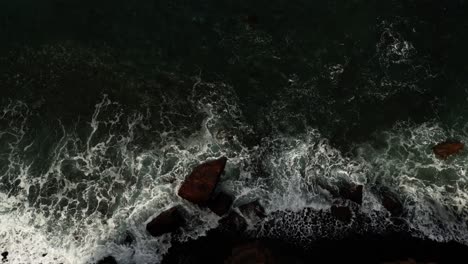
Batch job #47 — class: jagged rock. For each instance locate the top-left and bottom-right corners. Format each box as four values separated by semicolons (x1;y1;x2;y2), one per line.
340;184;363;205
96;256;117;264
239;200;266;220
381;192;403;217
146;206;185;237
433;140;464;159
331;205;352;223
178;157;228;205
208;191;233;216
219;211;247;233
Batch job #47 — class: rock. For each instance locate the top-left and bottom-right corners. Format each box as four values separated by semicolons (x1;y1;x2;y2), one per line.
96;256;117;264
382;192;403;217
225;241;276;264
244;15;259;28
146;206;185;237
208;192;233;216
433;140;464;159
239;200;266;220
123;232;134;245
219;211;247;233
331;205;352;223
42;253;47;257
178;157;228;205
340;184;363;205
1;252;7;261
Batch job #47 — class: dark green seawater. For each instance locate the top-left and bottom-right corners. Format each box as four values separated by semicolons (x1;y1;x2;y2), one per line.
1;1;468;263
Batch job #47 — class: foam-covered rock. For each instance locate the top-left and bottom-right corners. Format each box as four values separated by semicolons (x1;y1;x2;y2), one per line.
219;211;247;233
381;192;403;217
433;140;464;159
239;200;266;220
178;157;228;205
208;191;233;216
340;184;363;205
146;206;185;237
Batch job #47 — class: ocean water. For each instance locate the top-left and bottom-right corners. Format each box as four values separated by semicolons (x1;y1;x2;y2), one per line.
1;1;468;263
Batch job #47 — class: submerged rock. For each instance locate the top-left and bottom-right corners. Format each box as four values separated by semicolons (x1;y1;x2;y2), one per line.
340;184;363;205
219;211;248;233
178;157;228;205
432;140;464;159
146;206;185;237
381;192;404;217
208;191;233;216
239;200;267;220
331;205;352;223
96;256;117;264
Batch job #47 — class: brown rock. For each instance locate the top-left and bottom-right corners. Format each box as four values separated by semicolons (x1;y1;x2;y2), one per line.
208;192;233;216
433;140;464;159
331;205;352;223
178;157;228;205
146;206;185;237
340;184;363;205
239;201;266;220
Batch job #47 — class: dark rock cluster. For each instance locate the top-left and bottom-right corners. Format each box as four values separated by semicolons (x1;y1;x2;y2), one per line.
98;143;466;263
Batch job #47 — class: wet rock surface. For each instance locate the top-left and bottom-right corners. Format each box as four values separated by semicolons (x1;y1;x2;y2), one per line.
381;192;404;217
178;157;228;205
161;206;468;264
208;191;233;216
146;206;185;237
433;140;464;159
340;184;364;205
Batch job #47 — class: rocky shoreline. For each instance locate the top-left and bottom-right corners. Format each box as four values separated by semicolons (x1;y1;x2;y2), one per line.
96;142;466;264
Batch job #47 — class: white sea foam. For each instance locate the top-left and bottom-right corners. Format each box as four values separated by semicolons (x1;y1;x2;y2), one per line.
1;88;468;264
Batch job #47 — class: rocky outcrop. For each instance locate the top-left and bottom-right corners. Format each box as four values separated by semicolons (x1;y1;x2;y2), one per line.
331;205;352;223
146;206;185;237
208;191;233;216
239;200;266;220
219;211;248;233
433;140;464;159
340;184;363;205
381;192;403;217
178;157;228;205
